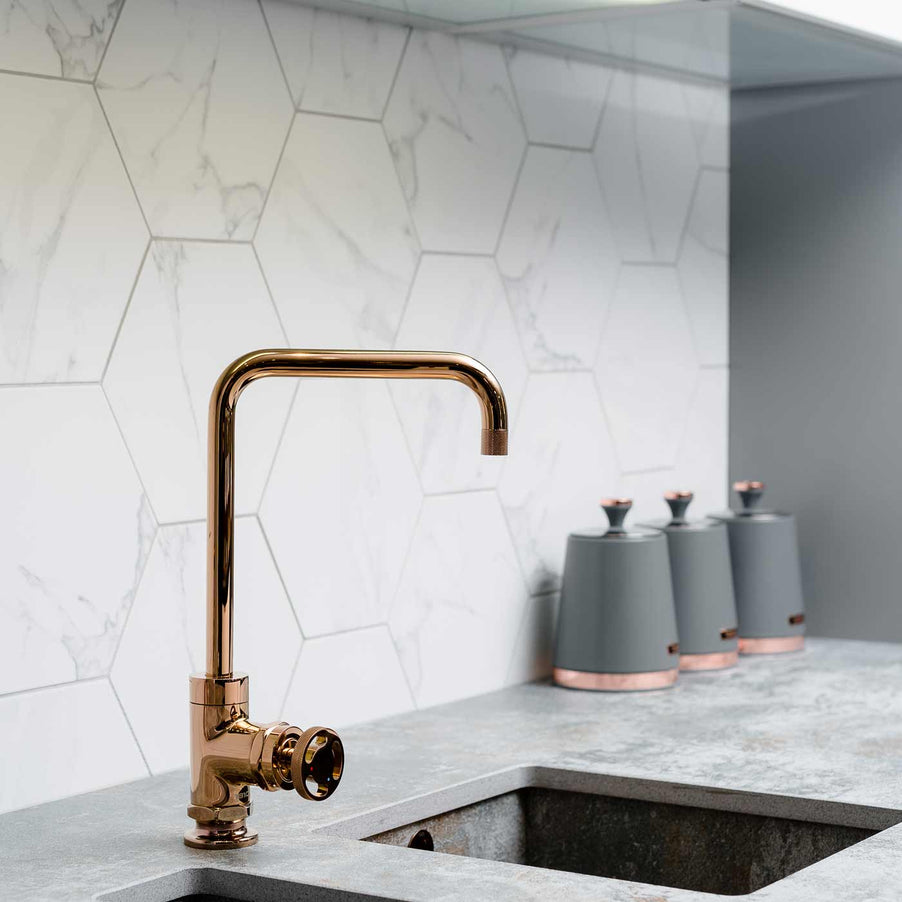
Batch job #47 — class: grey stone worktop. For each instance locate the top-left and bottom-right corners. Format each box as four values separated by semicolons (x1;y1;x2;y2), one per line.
5;638;902;901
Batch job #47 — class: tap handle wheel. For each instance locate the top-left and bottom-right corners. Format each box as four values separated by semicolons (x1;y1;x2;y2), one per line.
290;726;344;801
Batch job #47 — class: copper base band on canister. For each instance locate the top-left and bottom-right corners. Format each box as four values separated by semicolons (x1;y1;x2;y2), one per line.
679;650;739;672
739;635;805;655
553;667;679;692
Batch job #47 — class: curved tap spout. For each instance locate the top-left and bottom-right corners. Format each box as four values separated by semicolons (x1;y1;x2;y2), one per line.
188;349;508;850
206;349;508;679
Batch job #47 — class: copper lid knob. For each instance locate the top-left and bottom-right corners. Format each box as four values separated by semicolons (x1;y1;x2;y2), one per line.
289;726;344;801
600;497;632;534
664;490;694;524
733;480;765;512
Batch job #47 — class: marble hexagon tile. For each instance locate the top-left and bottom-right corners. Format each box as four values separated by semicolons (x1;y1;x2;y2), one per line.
284;626;413;728
255;113;419;349
682;81;729;169
96;0;293;240
506;592;559;687
595;265;699;473
0;680;147;815
504;47;611;150
104;241;294;524
260;379;422;638
497;146;619;371
0;386;154;696
111;518;300;773
383;30;526;254
261;1;408;119
497;372;618;595
0;0;123;79
390;492;527;707
391;255;527;494
0;76;148;384
679;168;729;367
594;69;700;263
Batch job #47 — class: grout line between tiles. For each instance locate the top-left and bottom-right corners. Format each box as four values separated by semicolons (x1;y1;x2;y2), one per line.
0;67;90;85
93;83;154;237
379;25;412;122
100;239;151;383
0;674;107;702
257;514;306;641
108;677;153;777
92;0;128;84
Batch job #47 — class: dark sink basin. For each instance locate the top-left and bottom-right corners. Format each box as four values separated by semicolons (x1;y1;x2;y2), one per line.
362;767;901;897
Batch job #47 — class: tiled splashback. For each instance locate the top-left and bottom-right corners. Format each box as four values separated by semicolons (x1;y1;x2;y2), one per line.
0;0;728;813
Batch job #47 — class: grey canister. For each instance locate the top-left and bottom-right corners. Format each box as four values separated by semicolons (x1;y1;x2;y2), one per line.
641;491;739;671
710;481;805;654
553;499;680;691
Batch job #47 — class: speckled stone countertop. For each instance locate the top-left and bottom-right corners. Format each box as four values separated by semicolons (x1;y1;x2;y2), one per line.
5;638;902;901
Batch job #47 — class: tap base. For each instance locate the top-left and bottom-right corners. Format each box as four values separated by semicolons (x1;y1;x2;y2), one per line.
184;820;258;850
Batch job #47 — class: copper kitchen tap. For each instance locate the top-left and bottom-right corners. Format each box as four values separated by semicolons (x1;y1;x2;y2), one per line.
186;349;509;849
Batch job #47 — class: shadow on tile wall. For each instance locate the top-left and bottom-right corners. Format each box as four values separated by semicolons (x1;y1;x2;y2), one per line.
0;0;729;812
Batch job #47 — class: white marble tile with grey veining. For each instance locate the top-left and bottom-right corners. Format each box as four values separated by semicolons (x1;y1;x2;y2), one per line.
255;113;419;349
0;0;122;79
96;0;293;239
594;69;700;263
498;372;618;595
498;146;619;371
506;591;559;686
260;380;422;639
682;80;729;169
679;168;729;366
596;265;699;472
0;386;154;696
103;240;294;524
111;518;300;773
262;1;407;120
0;679;147;815
391;254;527;494
383;30;526;253
390;492;527;708
285;626;413;728
504;47;611;150
0;76;148;384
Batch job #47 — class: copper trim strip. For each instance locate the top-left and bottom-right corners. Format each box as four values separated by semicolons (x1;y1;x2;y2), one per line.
720;627;738;640
680;650;739;672
739;635;805;655
553;667;679;692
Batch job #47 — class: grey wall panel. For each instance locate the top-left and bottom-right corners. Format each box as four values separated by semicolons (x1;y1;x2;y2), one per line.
731;78;902;641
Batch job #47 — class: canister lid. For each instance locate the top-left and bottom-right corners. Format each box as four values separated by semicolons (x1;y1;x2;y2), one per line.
570;498;661;542
639;490;723;532
710;481;789;521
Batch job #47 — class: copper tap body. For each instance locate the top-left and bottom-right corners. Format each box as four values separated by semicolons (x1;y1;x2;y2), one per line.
187;349;508;849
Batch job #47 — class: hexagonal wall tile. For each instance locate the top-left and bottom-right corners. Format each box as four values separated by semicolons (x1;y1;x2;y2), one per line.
111;518;300;773
260;380;422;638
498;372;618;595
261;2;407;119
504;47;610;150
497;147;618;371
97;0;293;239
255;114;419;349
595;265;699;473
104;241;294;524
0;386;154;696
594;69;699;263
679;168;729;366
682;81;729;170
383;31;526;253
390;492;527;707
0;76;147;383
0;680;146;815
0;0;123;80
284;626;413;728
392;255;527;494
